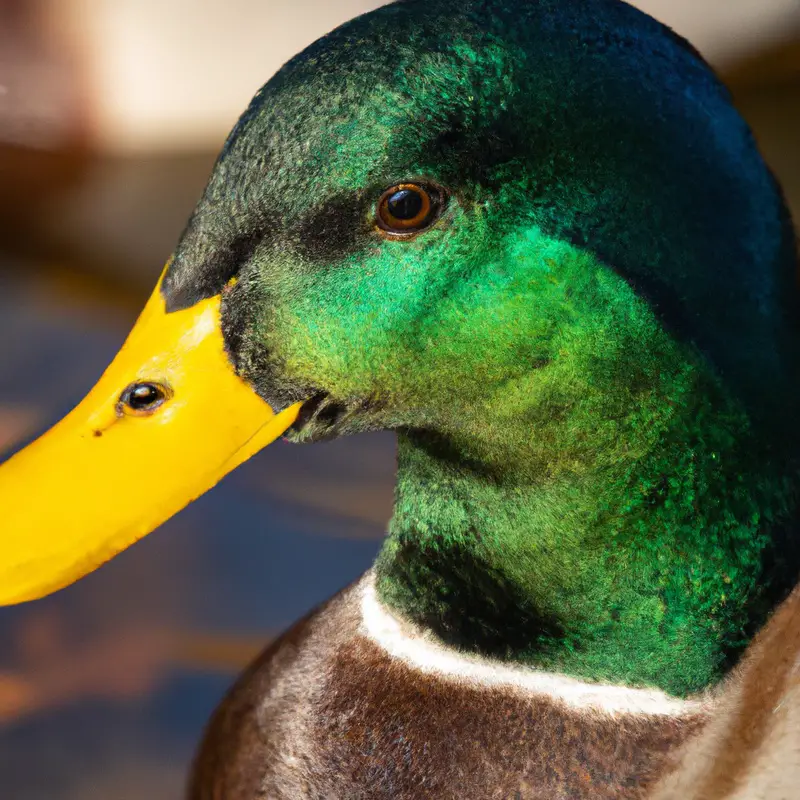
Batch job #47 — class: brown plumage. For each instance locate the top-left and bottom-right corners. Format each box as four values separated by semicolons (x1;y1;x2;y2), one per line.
189;576;709;799
189;580;800;799
651;585;800;800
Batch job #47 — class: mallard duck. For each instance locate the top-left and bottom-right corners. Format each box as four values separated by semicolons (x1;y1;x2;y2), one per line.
1;0;798;796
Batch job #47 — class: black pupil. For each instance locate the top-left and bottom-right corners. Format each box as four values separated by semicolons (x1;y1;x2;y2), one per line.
127;383;162;410
387;188;424;221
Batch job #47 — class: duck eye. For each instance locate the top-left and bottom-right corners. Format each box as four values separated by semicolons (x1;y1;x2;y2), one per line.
119;382;170;416
376;183;443;236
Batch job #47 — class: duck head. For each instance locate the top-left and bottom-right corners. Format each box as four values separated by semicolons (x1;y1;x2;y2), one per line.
0;0;797;692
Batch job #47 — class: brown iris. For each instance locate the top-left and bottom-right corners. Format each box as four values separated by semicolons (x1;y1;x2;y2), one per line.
376;183;443;236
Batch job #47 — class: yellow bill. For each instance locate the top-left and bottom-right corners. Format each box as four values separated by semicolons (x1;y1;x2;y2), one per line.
0;269;301;606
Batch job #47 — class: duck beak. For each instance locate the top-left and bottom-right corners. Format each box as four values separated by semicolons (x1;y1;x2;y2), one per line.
0;267;301;606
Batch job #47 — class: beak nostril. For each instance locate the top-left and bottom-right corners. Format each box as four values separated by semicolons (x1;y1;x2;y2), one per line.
118;382;171;417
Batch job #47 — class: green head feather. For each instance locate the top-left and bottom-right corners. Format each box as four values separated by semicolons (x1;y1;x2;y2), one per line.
163;0;800;695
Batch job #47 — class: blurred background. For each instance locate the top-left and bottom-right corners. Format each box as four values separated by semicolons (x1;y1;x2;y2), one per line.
0;0;798;797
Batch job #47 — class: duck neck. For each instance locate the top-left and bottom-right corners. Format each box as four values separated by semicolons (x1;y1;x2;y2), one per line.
375;375;799;697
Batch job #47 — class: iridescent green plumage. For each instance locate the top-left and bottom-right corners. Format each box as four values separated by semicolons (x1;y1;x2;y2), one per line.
164;0;800;696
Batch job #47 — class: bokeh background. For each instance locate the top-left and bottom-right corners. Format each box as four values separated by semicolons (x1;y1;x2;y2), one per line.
0;1;798;797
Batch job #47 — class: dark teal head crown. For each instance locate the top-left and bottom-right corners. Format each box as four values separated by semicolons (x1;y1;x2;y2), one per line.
164;0;798;427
